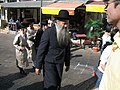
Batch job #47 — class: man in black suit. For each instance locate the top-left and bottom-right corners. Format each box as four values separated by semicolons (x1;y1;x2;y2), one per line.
34;20;48;52
35;10;71;90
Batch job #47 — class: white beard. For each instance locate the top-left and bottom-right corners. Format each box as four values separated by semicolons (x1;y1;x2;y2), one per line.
56;24;70;47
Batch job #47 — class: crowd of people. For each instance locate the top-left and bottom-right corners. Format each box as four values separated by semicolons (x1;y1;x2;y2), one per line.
12;0;120;89
13;10;71;90
13;18;49;74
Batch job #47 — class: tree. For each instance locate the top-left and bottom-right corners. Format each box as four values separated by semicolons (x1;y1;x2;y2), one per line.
84;19;103;38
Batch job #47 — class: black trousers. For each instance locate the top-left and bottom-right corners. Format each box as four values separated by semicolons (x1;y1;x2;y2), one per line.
43;61;64;90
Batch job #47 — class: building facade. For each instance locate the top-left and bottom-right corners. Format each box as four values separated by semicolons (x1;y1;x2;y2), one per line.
0;0;106;34
0;0;87;31
0;0;55;24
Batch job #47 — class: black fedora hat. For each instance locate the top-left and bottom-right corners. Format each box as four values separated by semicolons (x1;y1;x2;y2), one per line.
56;10;69;20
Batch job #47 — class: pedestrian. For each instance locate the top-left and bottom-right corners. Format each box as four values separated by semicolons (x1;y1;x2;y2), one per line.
9;17;14;30
99;0;120;90
35;10;71;90
9;17;14;23
34;19;48;52
98;25;114;65
13;22;30;75
48;18;53;27
100;25;111;53
27;22;37;70
16;19;21;30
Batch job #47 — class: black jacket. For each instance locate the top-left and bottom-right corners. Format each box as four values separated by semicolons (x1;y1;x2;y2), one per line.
34;29;43;48
35;26;70;68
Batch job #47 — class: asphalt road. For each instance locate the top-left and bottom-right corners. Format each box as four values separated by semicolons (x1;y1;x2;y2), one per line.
0;33;100;90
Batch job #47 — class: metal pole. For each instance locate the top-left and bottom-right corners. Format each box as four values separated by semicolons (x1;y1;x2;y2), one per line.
40;0;42;27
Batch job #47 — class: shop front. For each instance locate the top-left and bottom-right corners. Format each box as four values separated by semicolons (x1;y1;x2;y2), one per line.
0;1;53;23
85;1;106;21
42;2;86;34
86;1;105;13
42;2;83;15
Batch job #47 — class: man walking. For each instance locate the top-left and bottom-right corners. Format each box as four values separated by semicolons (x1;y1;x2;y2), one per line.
27;22;36;69
34;19;48;52
35;10;71;90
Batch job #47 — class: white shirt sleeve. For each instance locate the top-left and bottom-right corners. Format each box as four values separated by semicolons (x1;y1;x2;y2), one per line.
100;45;112;65
98;45;112;73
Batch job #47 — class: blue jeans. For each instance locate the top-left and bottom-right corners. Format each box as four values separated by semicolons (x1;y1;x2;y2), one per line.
95;69;103;88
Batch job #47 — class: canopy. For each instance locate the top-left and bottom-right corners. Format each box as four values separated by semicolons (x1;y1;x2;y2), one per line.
86;1;105;12
42;2;84;15
0;1;52;8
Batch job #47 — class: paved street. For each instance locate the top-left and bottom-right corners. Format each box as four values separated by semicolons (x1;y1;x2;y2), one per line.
0;32;100;90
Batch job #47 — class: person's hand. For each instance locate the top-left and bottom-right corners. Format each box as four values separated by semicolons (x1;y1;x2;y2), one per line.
65;66;70;72
27;47;30;50
35;68;41;75
19;47;25;51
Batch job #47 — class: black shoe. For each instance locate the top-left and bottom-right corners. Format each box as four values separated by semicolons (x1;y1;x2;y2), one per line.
22;71;27;75
20;69;27;75
17;66;24;74
20;70;23;74
21;70;27;75
32;66;35;72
